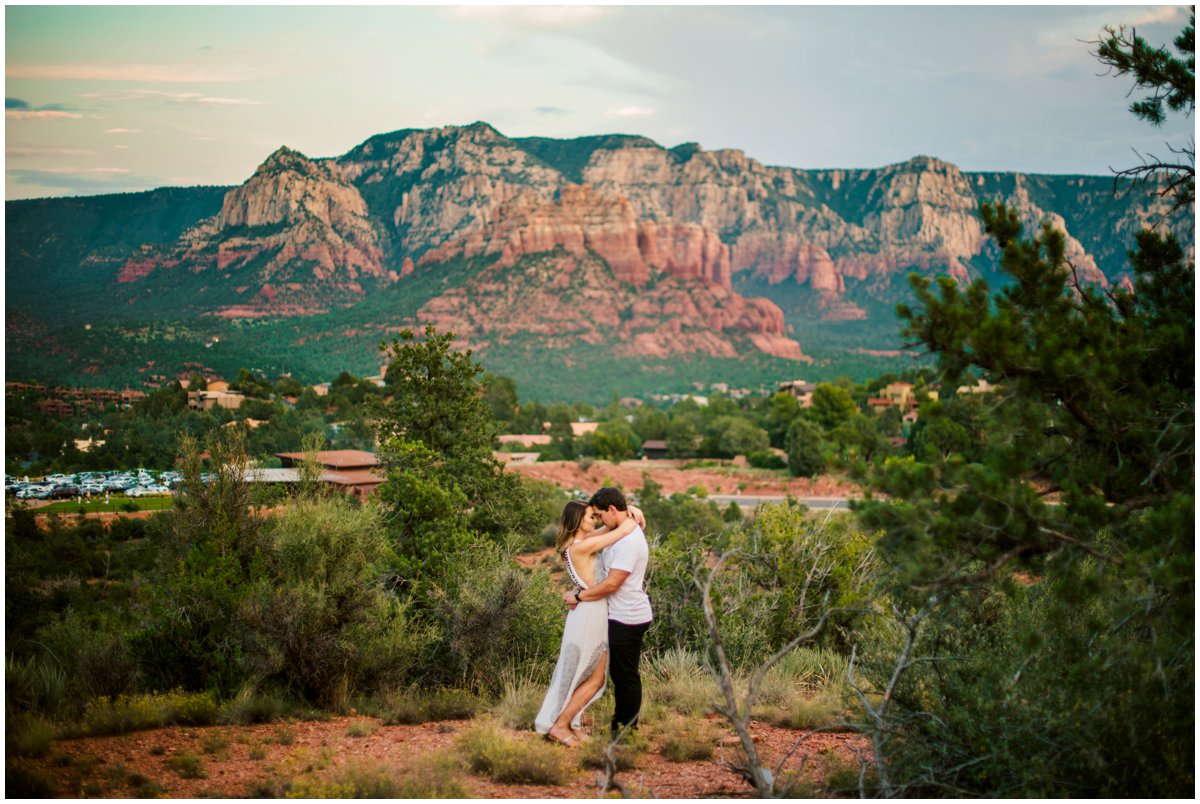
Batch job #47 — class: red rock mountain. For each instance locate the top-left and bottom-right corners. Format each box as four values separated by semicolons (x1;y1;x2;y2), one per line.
113;122;1186;358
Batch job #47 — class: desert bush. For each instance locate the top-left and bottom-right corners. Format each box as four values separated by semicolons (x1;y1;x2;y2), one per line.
345;719;378;738
381;686;480;724
165;751;206;779
200;731;231;754
426;538;563;693
5;760;61;798
645;649;719;716
658;717;717;762
238;496;432;708
6;654;69;717
456;719;572;785
491;669;548;730
578;729;649;771
393;753;471;798
27;611;139;715
78;689;218;736
219;686;300;725
5;713;56;757
859;558;1194;797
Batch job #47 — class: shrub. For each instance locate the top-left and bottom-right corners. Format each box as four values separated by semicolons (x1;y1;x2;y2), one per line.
5;714;56;758
6;654;68;717
5;761;61;798
578;729;648;771
381;687;480;725
165;751;206;779
393;754;471;798
427;539;564;694
456;719;571;785
491;669;548;730
658;718;716;762
747;450;787;470
345;719;378;738
200;731;231;754
646;649;719;717
29;610;139;714
79;689;219;736
238;496;433;708
219;687;298;725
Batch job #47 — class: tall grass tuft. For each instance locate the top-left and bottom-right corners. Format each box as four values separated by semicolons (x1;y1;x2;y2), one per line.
5;713;57;757
78;689;219;736
491;668;547;730
646;649;720;716
456;719;572;785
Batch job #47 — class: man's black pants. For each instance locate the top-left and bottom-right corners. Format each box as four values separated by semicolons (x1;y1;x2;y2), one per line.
608;619;651;735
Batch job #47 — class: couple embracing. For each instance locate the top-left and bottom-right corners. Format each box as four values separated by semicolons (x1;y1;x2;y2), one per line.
534;487;652;747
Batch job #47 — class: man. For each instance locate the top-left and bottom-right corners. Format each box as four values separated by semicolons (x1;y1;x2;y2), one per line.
563;486;653;736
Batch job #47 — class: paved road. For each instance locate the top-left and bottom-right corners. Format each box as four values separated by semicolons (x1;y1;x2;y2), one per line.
709;494;853;510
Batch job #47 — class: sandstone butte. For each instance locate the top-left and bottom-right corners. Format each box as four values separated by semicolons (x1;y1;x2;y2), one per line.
113;122;1176;361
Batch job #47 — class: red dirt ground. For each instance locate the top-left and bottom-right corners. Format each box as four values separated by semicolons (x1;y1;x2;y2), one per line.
26;715;869;798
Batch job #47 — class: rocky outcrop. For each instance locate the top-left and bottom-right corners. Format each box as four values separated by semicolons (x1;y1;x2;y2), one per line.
116;146;391;311
419;184;730;287
110;122;1189;347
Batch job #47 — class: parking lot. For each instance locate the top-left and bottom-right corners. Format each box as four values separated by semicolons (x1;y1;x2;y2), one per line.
4;469;208;501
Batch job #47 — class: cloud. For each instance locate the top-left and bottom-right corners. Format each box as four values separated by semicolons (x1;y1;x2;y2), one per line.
196;96;262;106
7;167;158;197
451;5;610;28
105;128;143;134
7;109;83;120
79;89;263;106
535;105;571;115
7;146;96;157
608;106;655;117
37;167;130;175
6;97;82;120
7;62;255;83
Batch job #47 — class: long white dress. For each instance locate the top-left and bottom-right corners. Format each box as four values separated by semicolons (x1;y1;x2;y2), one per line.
534;548;609;734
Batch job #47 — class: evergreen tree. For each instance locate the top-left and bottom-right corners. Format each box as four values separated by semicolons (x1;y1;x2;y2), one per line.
854;14;1194;794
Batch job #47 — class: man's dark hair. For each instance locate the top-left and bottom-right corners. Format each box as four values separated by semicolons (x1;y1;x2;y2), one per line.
589;486;627;511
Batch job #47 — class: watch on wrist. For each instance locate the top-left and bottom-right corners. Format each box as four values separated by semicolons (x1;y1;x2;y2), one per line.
573;588;583;603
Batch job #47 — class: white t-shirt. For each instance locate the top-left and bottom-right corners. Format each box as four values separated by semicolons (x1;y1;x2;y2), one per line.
602;524;653;625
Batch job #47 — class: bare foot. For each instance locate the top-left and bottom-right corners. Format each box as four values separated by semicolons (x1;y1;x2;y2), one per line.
546;725;578;747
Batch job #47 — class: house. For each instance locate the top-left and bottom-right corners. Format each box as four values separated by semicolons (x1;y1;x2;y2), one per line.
188;390;245;411
778;380;816;407
956;379;997;395
494;451;540;466
570;422;599;437
207;380;231;393
312;382;332;397
497;434;552;448
274;450;383;499
641;439;669;460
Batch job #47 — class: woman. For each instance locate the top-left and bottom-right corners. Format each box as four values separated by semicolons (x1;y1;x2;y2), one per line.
534;499;641;746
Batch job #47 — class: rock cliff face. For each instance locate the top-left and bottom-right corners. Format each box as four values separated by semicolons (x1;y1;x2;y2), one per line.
117;147;389;312
110;122;1189;355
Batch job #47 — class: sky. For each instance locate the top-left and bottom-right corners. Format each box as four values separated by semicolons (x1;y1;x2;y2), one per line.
4;3;1195;199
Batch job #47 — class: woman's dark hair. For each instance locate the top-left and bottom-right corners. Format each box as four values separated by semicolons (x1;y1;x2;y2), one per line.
555;500;590;555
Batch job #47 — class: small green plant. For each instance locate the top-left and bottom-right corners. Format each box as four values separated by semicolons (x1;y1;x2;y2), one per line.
286;760;399;798
5;760;61;797
275;725;296;745
659;719;716;762
150;745;167;756
579;729;649;771
81;689;219;736
687;484;709;498
200;731;231;754
491;670;546;730
394;753;471;798
128;772;167;797
382;687;480;725
165;751;207;779
455;719;571;785
5;713;57;757
345;719;378;738
219;688;296;724
249;745;268;761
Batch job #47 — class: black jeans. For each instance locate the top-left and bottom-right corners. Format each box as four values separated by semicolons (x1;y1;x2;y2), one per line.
608;619;651;735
